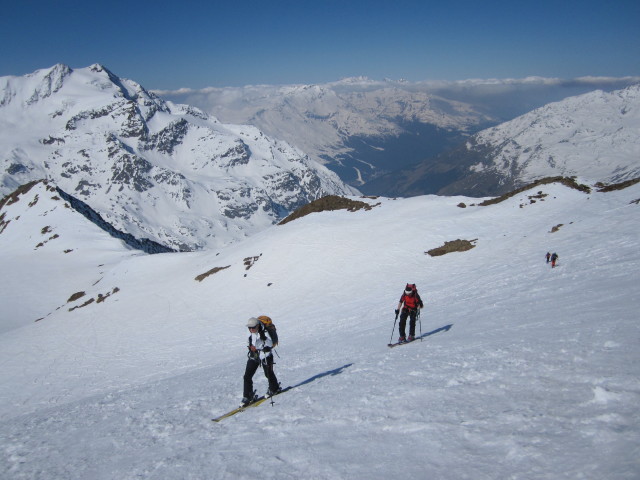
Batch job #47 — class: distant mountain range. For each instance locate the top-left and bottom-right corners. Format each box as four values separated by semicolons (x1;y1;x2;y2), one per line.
0;64;357;251
162;77;640;194
362;84;640;197
159;78;498;187
2;65;639;252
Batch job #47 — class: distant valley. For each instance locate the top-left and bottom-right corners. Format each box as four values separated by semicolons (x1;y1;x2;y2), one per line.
162;77;640;196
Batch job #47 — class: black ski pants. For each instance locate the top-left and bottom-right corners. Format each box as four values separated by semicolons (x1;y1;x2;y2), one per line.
243;355;279;398
399;308;418;338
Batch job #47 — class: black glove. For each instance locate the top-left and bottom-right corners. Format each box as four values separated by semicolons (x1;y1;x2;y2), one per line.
395;309;399;316
247;350;259;361
262;346;271;353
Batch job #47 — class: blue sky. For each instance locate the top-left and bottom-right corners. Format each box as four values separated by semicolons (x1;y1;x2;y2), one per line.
1;0;639;90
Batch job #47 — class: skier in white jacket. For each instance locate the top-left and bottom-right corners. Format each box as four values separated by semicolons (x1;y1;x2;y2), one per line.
242;317;280;405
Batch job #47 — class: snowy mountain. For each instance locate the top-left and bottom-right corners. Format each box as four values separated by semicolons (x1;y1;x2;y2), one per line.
368;84;640;197
160;78;640;193
1;176;639;479
466;84;640;190
160;78;498;186
0;64;357;251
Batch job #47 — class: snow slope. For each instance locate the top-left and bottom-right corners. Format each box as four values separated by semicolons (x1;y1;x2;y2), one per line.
1;179;639;479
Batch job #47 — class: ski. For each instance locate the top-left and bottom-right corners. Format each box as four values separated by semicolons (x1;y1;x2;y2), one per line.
387;339;415;348
212;396;267;422
212;386;292;422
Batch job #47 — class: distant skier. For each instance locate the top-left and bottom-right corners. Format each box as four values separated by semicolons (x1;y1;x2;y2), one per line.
546;252;551;263
395;283;424;342
550;252;559;268
242;317;280;406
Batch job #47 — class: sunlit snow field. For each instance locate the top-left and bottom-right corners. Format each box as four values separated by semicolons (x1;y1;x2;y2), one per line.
1;180;639;479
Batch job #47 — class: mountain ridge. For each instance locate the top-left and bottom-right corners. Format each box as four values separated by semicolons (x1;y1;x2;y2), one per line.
0;64;358;251
159;79;498;186
162;77;640;192
362;84;640;197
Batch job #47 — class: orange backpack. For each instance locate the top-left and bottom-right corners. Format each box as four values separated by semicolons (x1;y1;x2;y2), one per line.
257;315;279;347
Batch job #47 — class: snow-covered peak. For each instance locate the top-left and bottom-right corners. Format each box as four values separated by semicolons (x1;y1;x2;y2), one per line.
467;84;640;185
0;65;358;250
1;63;70;107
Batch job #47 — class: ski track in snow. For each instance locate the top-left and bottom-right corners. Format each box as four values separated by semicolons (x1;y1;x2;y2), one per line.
1;182;639;479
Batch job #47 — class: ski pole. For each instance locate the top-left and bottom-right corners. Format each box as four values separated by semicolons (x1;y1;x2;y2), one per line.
389;311;399;344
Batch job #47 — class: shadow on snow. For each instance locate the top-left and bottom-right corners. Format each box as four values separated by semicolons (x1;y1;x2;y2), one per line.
290;363;353;390
417;323;453;341
278;326;451;393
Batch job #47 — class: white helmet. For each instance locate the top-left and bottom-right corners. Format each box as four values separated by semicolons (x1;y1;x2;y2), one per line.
246;317;259;328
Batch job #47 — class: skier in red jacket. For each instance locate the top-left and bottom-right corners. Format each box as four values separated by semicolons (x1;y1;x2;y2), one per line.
395;284;424;342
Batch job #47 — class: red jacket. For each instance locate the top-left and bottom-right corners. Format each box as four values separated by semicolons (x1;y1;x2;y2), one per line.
399;292;423;310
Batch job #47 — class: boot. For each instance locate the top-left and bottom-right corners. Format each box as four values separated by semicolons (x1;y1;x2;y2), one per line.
241;390;257;406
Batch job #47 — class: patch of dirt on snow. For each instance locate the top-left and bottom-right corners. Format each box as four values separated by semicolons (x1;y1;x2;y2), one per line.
478;176;591;207
426;239;477;257
595;177;640;192
195;265;230;282
279;195;380;225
